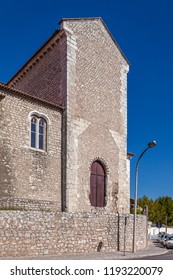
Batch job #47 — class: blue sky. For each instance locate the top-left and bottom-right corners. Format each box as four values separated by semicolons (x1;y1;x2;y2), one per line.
0;0;173;200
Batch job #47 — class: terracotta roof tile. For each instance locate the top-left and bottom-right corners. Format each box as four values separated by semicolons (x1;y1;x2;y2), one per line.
0;82;64;111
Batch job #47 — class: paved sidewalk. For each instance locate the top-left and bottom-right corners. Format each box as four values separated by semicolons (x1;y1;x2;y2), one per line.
0;240;168;260
36;240;167;260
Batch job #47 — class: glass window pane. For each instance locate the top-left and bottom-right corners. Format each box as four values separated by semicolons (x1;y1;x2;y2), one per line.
39;118;46;150
31;132;36;148
31;122;36;132
39;119;44;126
39;124;44;134
39;134;44;150
39;119;46;133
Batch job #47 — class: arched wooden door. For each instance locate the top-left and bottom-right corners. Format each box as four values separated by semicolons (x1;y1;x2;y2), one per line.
90;161;106;207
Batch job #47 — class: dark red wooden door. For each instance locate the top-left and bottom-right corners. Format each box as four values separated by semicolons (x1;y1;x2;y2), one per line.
90;161;105;207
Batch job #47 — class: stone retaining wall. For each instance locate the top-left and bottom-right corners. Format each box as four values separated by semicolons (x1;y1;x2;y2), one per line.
0;198;58;211
0;210;147;257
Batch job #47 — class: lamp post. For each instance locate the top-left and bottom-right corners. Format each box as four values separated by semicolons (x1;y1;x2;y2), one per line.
132;140;157;253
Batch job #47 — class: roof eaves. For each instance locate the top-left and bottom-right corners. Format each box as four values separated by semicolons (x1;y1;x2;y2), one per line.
127;152;135;159
0;82;64;111
7;28;65;86
99;18;130;65
59;17;130;65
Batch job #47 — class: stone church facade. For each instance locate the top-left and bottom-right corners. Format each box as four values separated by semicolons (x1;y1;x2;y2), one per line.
0;18;147;257
1;17;130;213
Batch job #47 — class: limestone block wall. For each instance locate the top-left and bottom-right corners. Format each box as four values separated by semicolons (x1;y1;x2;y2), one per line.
4;18;131;215
118;214;147;251
0;90;62;210
61;18;130;213
0;210;147;257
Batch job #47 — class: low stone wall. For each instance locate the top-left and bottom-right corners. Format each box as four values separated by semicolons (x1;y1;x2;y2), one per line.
0;210;147;257
0;198;58;211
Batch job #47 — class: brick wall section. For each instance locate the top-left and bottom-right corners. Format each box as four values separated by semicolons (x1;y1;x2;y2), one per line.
8;31;67;107
0;210;147;257
61;19;130;213
0;90;62;210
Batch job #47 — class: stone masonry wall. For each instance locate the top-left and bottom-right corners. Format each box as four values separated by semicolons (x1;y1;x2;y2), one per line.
0;210;147;257
6;18;130;214
61;18;130;213
0;89;62;211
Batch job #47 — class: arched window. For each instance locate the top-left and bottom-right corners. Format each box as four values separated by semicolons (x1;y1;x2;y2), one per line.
30;115;47;151
89;161;106;207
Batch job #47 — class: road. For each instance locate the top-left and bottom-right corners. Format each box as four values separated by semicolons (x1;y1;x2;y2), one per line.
137;250;173;260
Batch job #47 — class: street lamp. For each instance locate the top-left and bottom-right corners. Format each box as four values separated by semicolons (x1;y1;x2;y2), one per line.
132;140;157;253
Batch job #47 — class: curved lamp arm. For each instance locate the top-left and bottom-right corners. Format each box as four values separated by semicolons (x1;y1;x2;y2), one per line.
132;140;157;253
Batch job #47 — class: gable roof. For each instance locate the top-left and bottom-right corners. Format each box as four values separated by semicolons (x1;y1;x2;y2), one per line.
8;17;129;87
59;17;129;65
7;28;65;86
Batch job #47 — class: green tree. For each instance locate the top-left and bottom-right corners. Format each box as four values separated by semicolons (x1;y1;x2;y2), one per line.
155;196;173;226
137;195;151;210
136;195;173;226
137;195;154;218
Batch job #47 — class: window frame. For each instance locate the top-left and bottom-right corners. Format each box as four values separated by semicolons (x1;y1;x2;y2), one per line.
29;112;49;152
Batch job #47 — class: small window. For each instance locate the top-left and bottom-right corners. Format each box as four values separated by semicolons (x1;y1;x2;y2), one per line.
30;115;47;151
31;117;37;148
